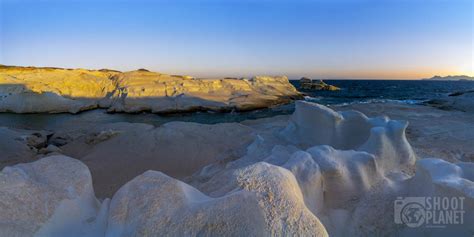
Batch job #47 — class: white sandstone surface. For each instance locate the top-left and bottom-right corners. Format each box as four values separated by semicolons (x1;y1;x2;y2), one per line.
106;164;328;236
60;121;255;197
0;155;107;237
426;90;474;113
0;100;472;236
281;101;416;171
335;102;474;162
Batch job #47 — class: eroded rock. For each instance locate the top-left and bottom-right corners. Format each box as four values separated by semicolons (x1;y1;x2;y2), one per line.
0;100;472;237
0;66;302;114
0;155;106;237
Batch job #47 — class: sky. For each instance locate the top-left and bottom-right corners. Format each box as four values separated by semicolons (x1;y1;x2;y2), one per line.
0;0;473;79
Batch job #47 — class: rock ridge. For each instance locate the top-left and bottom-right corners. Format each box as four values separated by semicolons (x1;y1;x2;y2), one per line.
0;65;302;114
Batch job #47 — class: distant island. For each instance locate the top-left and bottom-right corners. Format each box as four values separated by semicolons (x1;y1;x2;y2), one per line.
423;75;474;81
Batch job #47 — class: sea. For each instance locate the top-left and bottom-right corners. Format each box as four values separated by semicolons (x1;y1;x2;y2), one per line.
1;80;473;129
293;79;474;105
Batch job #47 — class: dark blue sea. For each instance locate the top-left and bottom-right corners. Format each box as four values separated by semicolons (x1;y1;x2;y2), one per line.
291;80;474;105
1;80;473;129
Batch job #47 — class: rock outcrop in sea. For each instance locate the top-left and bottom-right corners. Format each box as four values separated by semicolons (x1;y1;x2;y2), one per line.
1;101;472;236
299;77;340;91
0;65;302;113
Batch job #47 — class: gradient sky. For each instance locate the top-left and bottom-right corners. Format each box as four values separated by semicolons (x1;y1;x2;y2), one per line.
0;0;473;79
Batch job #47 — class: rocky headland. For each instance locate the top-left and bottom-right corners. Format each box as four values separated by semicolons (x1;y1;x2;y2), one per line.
299;77;340;91
0;65;302;114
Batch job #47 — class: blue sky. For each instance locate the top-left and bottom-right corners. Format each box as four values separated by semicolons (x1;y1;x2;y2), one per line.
1;0;473;79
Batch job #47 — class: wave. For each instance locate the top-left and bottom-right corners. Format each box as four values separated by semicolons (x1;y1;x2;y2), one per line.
350;98;425;105
304;96;426;106
304;96;322;101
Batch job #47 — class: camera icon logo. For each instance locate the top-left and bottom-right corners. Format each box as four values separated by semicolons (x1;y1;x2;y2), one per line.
394;197;426;228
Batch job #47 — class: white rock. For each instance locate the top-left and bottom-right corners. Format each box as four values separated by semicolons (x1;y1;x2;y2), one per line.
281;101;416;171
234;162;328;236
409;158;474;198
0;155;106;237
399;158;474;236
0;95;472;237
107;162;328;237
306;145;380;209
427;91;474;113
61;121;255;197
190;101;421;236
106;170;267;237
282;150;324;214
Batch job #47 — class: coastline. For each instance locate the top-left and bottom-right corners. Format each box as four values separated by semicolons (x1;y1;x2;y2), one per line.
0;65;303;114
2;0;472;235
0;71;473;236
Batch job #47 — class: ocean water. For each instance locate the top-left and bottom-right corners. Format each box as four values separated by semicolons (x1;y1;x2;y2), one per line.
0;80;473;129
291;79;474;105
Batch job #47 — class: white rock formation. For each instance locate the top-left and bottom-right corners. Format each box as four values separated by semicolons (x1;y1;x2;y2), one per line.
306;145;380;209
107;71;301;113
409;158;474;198
105;170;266;237
281;101;417;171
348;158;474;237
189;101;471;236
0;66;301;114
400;159;474;236
60;121;255;197
0;155;107;237
0;100;472;236
106;163;328;236
427;90;474;113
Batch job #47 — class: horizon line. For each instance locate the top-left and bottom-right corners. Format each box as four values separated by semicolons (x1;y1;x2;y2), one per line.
1;63;472;81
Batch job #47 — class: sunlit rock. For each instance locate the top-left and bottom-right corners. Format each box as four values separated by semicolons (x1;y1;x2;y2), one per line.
0;66;117;113
0;66;301;114
107;70;301;113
